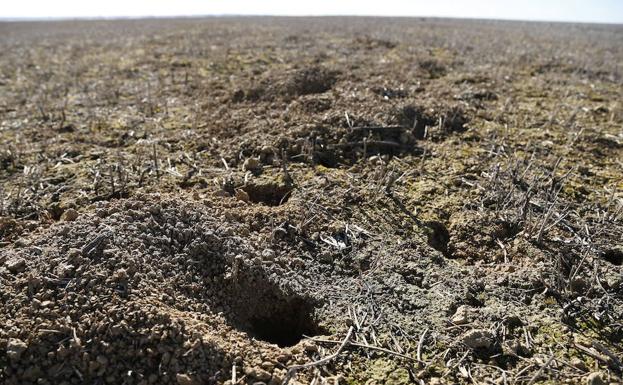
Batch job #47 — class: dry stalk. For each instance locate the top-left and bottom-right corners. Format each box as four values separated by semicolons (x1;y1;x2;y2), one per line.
283;326;354;385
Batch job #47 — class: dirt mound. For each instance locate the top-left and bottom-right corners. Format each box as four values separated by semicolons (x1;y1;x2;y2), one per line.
279;104;469;167
233;66;339;102
1;197;246;384
4;188;583;385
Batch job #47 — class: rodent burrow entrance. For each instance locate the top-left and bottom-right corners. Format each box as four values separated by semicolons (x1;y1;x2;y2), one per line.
241;182;293;206
225;268;324;347
247;298;321;347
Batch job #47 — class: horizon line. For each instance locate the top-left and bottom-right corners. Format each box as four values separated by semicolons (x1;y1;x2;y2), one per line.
1;14;622;26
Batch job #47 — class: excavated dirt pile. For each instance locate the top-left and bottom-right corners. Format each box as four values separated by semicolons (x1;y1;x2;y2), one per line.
3;185;620;384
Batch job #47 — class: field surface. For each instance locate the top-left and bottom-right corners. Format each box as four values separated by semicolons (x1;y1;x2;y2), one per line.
1;17;622;385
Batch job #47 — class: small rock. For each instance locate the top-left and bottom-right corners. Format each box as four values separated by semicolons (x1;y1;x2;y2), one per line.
215;189;231;197
245;367;272;381
243;157;260;171
176;373;197;385
571;357;588;372
318;251;334;263
148;205;161;215
58;263;75;277
302;341;318;353
261;249;276;261
269;369;286;385
235;189;250;203
61;208;79;222
504;315;523;328
461;329;495;349
260;361;274;371
40;300;53;308
260;145;274;155
96;208;108;218
6;258;26;274
606;274;622;290
7;338;28;360
586;372;606;385
451;305;471;325
112;268;128;282
256;369;272;381
275;352;291;363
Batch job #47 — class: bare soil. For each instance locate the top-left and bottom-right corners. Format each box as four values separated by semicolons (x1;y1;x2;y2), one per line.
1;17;622;385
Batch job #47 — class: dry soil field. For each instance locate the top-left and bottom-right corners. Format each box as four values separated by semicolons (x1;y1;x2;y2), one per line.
1;17;622;385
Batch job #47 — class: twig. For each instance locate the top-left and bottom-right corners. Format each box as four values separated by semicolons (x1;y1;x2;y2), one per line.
307;336;424;364
527;355;554;385
283;326;354;385
81;230;113;257
591;341;623;371
350;125;407;132
328;140;404;150
281;148;294;187
496;239;509;263
574;343;610;366
220;157;229;170
152;143;160;180
417;328;428;363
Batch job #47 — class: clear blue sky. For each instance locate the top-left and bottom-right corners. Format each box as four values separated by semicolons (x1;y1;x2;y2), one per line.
2;0;622;24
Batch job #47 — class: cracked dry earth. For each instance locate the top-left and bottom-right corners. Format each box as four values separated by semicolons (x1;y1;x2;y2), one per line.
1;17;623;385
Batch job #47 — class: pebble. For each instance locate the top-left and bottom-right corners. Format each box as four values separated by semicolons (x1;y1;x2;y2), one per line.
61;208;79;221
215;189;231;197
451;305;471;325
7;338;28;360
261;249;276;261
571;357;588;372
245;367;272;381
176;373;197;385
260;145;275;155
6;258;26;273
260;361;274;371
149;205;161;215
275;352;291;362
586;372;606;385
243;157;260;171
235;189;250;202
270;368;286;382
606;274;622;290
461;329;495;349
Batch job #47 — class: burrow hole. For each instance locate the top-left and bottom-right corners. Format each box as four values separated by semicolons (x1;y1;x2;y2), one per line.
425;220;450;256
603;248;623;266
226;269;325;347
241;182;293;206
247;298;321;347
